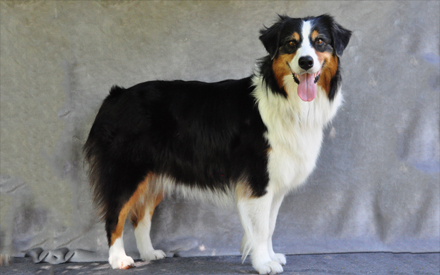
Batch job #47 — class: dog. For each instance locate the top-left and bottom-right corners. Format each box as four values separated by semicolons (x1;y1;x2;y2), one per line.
84;14;351;274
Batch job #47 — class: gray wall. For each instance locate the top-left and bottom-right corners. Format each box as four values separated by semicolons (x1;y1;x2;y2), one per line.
1;1;439;263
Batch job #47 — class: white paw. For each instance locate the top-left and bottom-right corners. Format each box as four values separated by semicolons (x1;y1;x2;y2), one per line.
271;253;286;265
254;260;284;274
141;249;166;261
109;255;134;269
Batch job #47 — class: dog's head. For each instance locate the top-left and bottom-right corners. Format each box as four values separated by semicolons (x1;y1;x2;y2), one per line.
259;14;351;101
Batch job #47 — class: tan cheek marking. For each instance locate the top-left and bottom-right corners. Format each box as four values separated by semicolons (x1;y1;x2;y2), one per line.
272;53;295;93
316;51;338;95
110;173;151;245
271;32;299;94
315;51;331;65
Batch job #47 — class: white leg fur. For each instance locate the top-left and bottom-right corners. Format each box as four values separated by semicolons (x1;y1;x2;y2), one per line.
240;193;286;266
240;233;248;255
108;237;134;269
134;212;166;261
268;194;286;265
237;189;283;274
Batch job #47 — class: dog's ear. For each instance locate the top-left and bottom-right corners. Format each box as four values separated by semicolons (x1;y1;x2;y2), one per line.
331;19;352;56
259;16;287;59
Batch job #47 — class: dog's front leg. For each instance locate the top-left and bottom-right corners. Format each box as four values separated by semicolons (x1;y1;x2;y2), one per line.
268;193;286;265
237;189;284;274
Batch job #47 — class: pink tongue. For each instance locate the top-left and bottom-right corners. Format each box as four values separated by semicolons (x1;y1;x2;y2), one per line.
297;73;317;102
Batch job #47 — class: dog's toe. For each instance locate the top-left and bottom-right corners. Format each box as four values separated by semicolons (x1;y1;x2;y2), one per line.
141;249;166;261
272;253;286;265
254;260;283;274
109;255;134;269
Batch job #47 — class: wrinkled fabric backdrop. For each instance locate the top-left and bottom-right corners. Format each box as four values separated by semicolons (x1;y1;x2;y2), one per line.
1;0;439;264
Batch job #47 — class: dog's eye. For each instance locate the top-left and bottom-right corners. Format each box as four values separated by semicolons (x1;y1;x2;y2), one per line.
316;38;324;45
287;41;296;47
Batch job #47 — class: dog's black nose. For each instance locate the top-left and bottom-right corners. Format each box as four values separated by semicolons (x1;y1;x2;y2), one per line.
298;56;314;70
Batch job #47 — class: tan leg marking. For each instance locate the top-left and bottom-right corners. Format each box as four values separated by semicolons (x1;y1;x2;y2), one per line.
272;53;296;94
149;194;163;220
130;182;163;227
236;181;256;200
110;173;151;246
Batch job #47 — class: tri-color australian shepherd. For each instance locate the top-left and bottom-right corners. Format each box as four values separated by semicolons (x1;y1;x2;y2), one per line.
84;14;351;274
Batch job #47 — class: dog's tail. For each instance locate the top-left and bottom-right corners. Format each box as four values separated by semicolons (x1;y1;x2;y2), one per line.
83;121;107;219
83;86;124;219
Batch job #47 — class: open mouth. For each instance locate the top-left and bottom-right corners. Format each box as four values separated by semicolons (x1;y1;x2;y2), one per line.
292;71;321;85
286;61;323;102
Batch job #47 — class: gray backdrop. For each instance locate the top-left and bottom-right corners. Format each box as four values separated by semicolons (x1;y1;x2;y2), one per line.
1;0;439;264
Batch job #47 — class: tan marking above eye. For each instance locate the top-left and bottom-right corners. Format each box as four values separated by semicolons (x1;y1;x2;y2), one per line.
311;30;320;40
292;32;300;40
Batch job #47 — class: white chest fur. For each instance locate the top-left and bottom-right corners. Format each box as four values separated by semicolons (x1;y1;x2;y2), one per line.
253;75;342;193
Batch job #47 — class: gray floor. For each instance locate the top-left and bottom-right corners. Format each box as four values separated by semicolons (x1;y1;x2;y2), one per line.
0;253;438;275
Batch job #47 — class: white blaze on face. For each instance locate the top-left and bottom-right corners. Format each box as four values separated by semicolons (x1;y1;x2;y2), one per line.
290;20;322;102
296;20;321;72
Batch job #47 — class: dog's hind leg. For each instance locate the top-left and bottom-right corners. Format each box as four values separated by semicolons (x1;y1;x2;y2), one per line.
131;179;166;262
236;186;283;274
106;177;150;269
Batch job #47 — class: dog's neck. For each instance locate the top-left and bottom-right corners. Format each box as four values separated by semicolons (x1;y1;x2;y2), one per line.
251;73;343;130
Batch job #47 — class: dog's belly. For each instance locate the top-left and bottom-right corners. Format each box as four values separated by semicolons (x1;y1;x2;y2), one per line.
267;127;324;192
